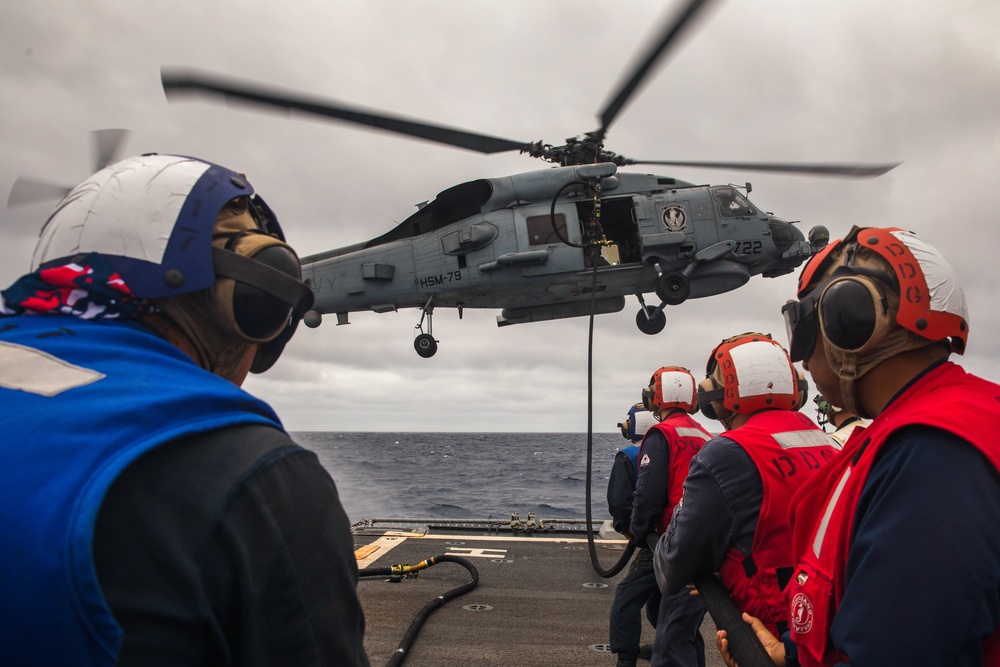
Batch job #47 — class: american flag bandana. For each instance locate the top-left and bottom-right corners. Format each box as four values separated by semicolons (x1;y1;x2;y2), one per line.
1;253;156;320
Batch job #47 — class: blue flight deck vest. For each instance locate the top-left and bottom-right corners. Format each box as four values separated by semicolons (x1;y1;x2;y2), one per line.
0;315;283;666
622;444;639;475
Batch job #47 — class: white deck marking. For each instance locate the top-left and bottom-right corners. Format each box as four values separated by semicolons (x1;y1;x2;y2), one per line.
445;547;509;559
355;535;407;569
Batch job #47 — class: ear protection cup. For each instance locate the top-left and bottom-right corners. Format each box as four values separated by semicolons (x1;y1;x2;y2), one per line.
795;226;969;355
641;380;656;412
697;375;723;421
792;368;810;411
213;237;313;374
209;195;314;372
817;275;891;356
211;236;314;344
231;244;300;340
251;317;299;374
783;267;891;363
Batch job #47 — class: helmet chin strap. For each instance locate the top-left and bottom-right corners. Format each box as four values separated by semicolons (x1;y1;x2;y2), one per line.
717;404;738;431
835;353;865;418
827;325;939;420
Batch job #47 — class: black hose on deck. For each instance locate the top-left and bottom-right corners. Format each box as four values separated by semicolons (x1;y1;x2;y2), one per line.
693;573;774;667
359;555;479;667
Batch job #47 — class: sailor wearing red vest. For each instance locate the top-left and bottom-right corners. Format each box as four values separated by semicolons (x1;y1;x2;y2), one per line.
629;367;712;667
654;334;838;643
813;395;866;448
717;226;1000;667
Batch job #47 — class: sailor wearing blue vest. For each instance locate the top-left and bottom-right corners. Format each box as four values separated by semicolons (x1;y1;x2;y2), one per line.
608;403;661;665
0;155;369;666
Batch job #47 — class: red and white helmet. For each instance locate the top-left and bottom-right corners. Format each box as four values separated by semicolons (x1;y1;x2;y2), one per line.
782;226;968;416
642;366;698;414
698;333;799;420
789;226;968;357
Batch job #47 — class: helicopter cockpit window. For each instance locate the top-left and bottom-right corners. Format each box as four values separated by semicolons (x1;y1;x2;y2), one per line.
526;214;569;246
365;179;494;250
712;187;756;218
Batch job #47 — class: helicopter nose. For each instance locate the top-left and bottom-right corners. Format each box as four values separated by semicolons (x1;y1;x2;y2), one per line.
767;217;802;252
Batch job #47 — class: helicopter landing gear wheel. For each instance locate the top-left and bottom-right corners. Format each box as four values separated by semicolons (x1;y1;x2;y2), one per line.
413;296;439;358
414;333;438;358
655;272;690;305
635;306;666;335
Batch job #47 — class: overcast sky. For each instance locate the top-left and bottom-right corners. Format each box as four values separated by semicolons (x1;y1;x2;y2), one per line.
2;0;998;433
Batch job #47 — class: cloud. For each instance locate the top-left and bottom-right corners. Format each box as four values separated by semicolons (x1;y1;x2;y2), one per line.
2;0;998;433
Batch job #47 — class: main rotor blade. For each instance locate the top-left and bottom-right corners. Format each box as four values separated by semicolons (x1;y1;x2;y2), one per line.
597;0;720;137
627;158;901;178
162;69;532;155
7;177;72;208
92;128;131;171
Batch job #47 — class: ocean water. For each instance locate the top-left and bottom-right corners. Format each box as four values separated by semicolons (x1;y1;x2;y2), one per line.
291;432;625;525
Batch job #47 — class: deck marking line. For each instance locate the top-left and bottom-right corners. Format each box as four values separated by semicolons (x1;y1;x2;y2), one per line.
445;547;508;559
356;535;406;569
354;543;381;560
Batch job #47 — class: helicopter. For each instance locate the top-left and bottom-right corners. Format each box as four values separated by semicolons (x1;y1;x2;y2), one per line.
171;0;894;357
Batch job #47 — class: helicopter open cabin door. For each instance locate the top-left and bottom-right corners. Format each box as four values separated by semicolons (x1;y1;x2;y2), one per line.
491;199;637;327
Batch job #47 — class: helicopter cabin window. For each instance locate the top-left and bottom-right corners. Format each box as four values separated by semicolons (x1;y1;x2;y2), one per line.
712;187;756;218
526;214;569;247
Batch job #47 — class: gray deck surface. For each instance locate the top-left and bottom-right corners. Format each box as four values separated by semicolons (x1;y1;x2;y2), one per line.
354;521;726;666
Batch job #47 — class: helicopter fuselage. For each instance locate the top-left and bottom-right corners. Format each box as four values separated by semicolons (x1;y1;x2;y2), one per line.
301;163;825;334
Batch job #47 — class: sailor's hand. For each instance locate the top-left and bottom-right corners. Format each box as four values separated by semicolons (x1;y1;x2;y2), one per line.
716;613;784;667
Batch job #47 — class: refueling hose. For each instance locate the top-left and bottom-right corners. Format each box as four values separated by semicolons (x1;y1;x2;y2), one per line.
692;573;775;667
359;554;479;667
549;180;599;248
563;181;773;664
550;180;635;579
582;252;635;579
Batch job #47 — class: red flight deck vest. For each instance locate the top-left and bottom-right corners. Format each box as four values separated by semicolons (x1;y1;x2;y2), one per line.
717;410;839;635
641;412;712;533
786;362;1000;667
